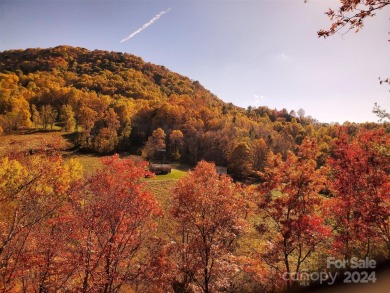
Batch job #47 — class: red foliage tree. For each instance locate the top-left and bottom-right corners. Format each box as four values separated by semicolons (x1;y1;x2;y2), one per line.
327;128;390;260
255;139;331;289
171;161;247;293
18;214;79;292
67;155;162;292
0;151;82;292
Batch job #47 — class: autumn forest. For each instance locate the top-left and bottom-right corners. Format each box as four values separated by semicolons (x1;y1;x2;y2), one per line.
0;44;389;293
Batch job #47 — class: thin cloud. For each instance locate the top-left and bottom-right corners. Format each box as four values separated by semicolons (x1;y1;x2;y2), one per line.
120;8;171;43
280;53;290;61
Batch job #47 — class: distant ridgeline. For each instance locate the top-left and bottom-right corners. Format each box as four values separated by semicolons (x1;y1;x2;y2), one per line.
0;45;382;178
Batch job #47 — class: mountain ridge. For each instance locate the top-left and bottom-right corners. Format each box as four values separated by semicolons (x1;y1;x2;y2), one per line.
0;45;226;107
1;45;373;177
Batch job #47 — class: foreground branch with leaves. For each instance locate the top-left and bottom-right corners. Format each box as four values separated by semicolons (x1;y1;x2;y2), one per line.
313;0;390;38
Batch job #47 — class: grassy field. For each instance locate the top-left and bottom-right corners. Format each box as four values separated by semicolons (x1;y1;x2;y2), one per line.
0;130;71;156
1;130;187;200
148;168;187;180
70;154;104;176
144;180;177;209
0;130;105;176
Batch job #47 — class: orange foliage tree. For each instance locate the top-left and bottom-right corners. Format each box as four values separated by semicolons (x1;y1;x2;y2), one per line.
171;161;247;293
0;151;82;292
0;151;164;292
67;155;162;292
142;128;166;160
169;129;184;161
254;139;331;290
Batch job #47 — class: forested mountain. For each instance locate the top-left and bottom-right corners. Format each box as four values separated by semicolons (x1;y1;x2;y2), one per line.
0;46;382;178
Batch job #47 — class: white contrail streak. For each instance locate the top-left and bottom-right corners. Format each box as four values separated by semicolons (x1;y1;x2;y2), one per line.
120;8;172;43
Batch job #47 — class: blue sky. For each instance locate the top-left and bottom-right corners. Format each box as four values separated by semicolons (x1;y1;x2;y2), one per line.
0;0;389;123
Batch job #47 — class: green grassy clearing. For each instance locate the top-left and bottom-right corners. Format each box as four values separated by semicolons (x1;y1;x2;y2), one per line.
0;131;189;180
148;168;187;180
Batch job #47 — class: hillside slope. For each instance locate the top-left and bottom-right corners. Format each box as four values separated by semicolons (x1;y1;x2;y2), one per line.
0;45;223;105
0;46;346;176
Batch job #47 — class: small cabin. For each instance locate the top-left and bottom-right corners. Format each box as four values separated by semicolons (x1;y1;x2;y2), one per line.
149;163;172;175
148;148;171;175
